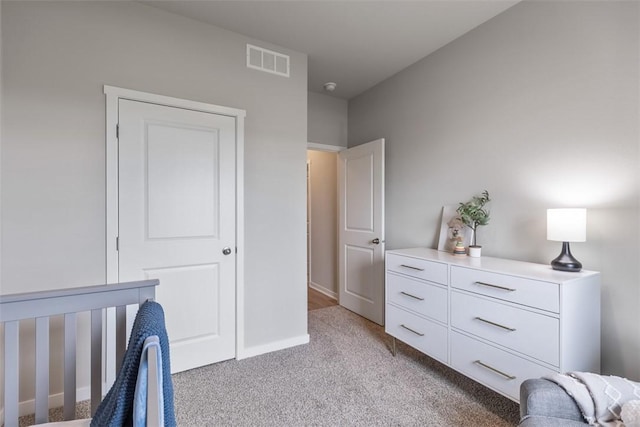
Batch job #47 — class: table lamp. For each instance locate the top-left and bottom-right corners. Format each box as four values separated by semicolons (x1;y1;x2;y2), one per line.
547;208;586;272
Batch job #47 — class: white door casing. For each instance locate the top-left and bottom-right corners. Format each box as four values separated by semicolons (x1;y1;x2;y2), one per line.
105;86;246;376
338;139;385;325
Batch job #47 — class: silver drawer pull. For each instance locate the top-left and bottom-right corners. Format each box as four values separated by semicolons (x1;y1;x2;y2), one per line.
400;264;425;272
474;281;516;292
474;360;516;380
400;324;425;336
400;291;425;301
474;317;516;332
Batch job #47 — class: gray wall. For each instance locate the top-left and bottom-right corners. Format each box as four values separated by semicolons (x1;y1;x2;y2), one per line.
308;91;348;147
349;1;639;379
307;150;338;298
0;0;3;293
1;0;308;395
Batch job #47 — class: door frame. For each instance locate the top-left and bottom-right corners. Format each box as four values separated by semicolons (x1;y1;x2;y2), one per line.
104;86;246;366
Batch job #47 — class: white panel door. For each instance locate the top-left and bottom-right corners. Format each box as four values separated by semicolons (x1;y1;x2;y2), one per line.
338;139;385;325
118;99;236;373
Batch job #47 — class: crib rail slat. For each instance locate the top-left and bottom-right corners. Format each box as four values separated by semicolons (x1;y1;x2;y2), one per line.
35;316;50;424
64;312;77;421
116;305;127;371
91;308;103;416
4;320;19;427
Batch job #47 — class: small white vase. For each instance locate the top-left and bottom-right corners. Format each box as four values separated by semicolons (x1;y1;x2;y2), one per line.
468;246;482;258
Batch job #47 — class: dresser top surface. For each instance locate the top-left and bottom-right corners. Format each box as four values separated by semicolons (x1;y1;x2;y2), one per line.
386;247;599;283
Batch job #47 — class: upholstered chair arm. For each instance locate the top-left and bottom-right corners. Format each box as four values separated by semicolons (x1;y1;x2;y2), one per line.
519;378;586;426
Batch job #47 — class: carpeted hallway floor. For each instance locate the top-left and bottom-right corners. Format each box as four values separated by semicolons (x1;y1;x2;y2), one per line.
172;305;520;426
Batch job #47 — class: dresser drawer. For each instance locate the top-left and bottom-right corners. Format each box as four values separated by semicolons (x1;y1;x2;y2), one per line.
450;331;556;401
386;304;448;364
451;291;559;366
387;273;447;323
386;253;447;285
450;266;559;313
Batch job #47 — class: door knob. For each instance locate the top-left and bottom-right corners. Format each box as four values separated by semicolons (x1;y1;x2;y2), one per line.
372;238;380;245
222;247;232;255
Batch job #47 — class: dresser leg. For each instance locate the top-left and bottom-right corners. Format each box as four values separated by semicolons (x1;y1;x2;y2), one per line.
392;336;397;357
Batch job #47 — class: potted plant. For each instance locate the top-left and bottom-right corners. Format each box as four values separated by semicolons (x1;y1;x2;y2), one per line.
457;190;491;257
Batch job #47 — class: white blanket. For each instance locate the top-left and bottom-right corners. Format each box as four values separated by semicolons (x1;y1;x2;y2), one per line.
545;372;640;426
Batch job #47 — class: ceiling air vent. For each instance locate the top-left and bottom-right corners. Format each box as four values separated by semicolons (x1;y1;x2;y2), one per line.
246;44;290;77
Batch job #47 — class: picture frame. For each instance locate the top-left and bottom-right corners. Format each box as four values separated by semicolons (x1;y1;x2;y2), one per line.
437;205;471;253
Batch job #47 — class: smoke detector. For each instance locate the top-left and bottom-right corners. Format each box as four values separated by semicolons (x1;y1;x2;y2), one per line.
323;82;337;92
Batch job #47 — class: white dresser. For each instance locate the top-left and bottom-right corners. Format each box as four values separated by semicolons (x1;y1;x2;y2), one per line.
385;247;600;402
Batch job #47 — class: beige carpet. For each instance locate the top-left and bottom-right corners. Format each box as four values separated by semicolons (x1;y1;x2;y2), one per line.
173;305;519;426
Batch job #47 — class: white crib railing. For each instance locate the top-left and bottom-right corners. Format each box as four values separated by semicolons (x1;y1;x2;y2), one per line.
1;279;158;427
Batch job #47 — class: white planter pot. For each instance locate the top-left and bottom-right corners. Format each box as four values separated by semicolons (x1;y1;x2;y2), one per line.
468;246;482;258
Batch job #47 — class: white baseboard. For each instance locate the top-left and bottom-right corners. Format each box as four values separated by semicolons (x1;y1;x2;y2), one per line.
237;334;310;360
309;282;338;300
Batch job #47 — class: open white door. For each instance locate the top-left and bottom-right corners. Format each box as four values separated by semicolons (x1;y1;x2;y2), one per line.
338;139;385;325
118;99;237;373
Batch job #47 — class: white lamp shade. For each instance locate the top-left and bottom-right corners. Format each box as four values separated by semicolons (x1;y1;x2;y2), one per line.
547;208;586;242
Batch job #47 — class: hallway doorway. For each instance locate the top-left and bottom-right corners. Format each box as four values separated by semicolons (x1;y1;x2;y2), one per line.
307;147;340;309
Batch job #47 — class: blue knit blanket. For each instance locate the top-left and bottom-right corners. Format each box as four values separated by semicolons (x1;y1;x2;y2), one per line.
91;301;176;427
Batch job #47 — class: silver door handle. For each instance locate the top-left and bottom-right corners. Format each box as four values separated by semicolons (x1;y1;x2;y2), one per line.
372;238;381;245
222;247;232;255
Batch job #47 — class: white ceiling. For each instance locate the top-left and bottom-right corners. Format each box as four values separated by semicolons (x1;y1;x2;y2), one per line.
143;1;520;99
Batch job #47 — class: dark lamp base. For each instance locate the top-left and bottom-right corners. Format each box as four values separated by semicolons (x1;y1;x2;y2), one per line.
551;242;582;272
